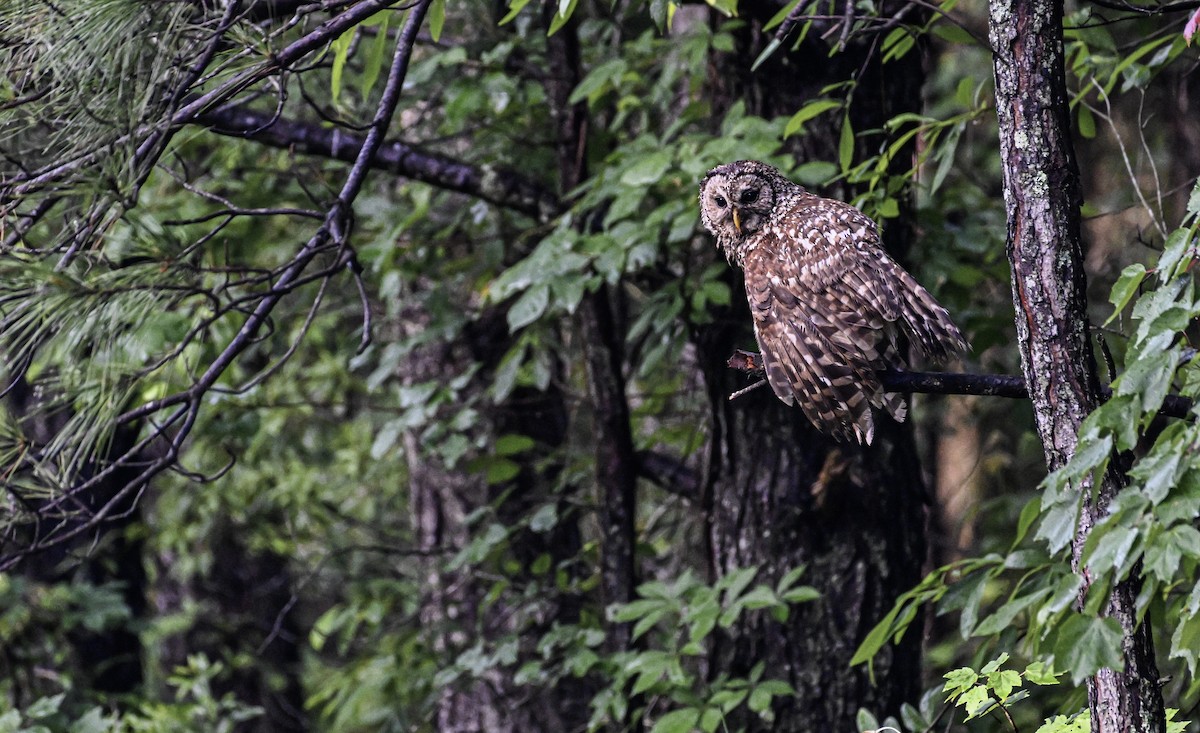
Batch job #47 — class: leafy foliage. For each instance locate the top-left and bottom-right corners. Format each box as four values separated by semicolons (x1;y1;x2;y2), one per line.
2;0;1200;730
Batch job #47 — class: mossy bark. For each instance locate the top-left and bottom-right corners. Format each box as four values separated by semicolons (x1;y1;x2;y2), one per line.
989;0;1166;730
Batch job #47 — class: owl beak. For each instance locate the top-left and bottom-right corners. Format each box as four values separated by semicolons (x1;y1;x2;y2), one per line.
731;207;742;235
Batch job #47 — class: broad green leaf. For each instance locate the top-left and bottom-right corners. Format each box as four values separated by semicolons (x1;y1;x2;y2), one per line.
507;284;550;331
620;151;672;186
852;602;903;666
1169;610;1200;676
529;503;557;532
931;22;975;45
988;669;1022;701
704;0;738;17
548;0;578;35
942;667;978;697
1054;614;1124;684
1024;661;1060;685
738;586;780;609
782;586;819;603
974;589;1049;636
1105;263;1146;323
763;0;804;30
651;708;701;733
1187;177;1200;219
495;434;536;455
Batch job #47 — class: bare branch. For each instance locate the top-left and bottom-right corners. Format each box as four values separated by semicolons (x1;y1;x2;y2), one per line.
194;103;560;221
1;0;435;570
725;348;1195;419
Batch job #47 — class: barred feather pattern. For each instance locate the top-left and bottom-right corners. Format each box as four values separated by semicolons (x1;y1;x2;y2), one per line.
699;160;968;444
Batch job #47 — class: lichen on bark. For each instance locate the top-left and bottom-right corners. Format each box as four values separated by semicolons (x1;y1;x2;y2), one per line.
988;0;1167;730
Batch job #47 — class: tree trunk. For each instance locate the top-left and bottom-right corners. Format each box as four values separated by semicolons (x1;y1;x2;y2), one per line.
988;0;1166;730
407;304;593;733
698;4;930;729
542;5;642;655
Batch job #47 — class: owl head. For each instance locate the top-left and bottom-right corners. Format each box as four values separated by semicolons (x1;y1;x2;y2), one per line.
699;160;794;261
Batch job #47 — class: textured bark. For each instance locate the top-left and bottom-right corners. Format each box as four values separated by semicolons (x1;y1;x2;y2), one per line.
543;8;641;654
989;1;1166;731
697;4;928;729
407;305;592;732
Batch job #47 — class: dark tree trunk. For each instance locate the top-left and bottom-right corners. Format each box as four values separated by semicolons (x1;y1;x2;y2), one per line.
698;4;930;729
175;525;309;733
542;6;641;655
989;0;1166;731
408;303;593;733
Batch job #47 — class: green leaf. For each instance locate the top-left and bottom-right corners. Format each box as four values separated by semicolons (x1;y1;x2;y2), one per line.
852;603;903;666
1170;610;1200;676
776;564;807;592
547;0;578;35
428;0;446;42
1077;104;1096;139
499;0;532;24
495;434;536;456
763;0;804;30
943;666;979;697
621;151;672;186
507;284;550;331
739;586;780;609
782;586;819;603
838;113;855;171
931;22;975;45
651;708;701;733
988;669;1022;701
1014;495;1042;547
485;458;521;484
783;99;842;138
360;13;390;100
329;28;356;107
1187;177;1200;219
529;503;558;532
25;694;64;719
1054;614;1125;684
1024;660;1060;685
704;0;738;16
1105;263;1146;324
980;653;1009;675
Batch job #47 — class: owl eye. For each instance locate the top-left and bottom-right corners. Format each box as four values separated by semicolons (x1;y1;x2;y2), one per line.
739;188;759;204
713;195;728;208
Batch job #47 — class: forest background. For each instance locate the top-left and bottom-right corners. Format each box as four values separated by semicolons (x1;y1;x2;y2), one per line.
3;0;1200;731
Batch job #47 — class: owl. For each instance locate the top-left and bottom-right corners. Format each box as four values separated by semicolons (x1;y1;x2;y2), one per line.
699;159;968;444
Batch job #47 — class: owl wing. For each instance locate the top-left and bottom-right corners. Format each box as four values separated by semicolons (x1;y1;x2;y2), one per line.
791;199;969;362
743;241;900;444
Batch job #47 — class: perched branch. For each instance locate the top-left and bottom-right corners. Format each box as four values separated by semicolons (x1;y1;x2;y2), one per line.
726;349;1195;419
195;103;559;221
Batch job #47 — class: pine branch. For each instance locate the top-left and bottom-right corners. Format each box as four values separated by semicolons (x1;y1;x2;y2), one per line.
725;349;1195;419
194;103;559;221
0;0;435;573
